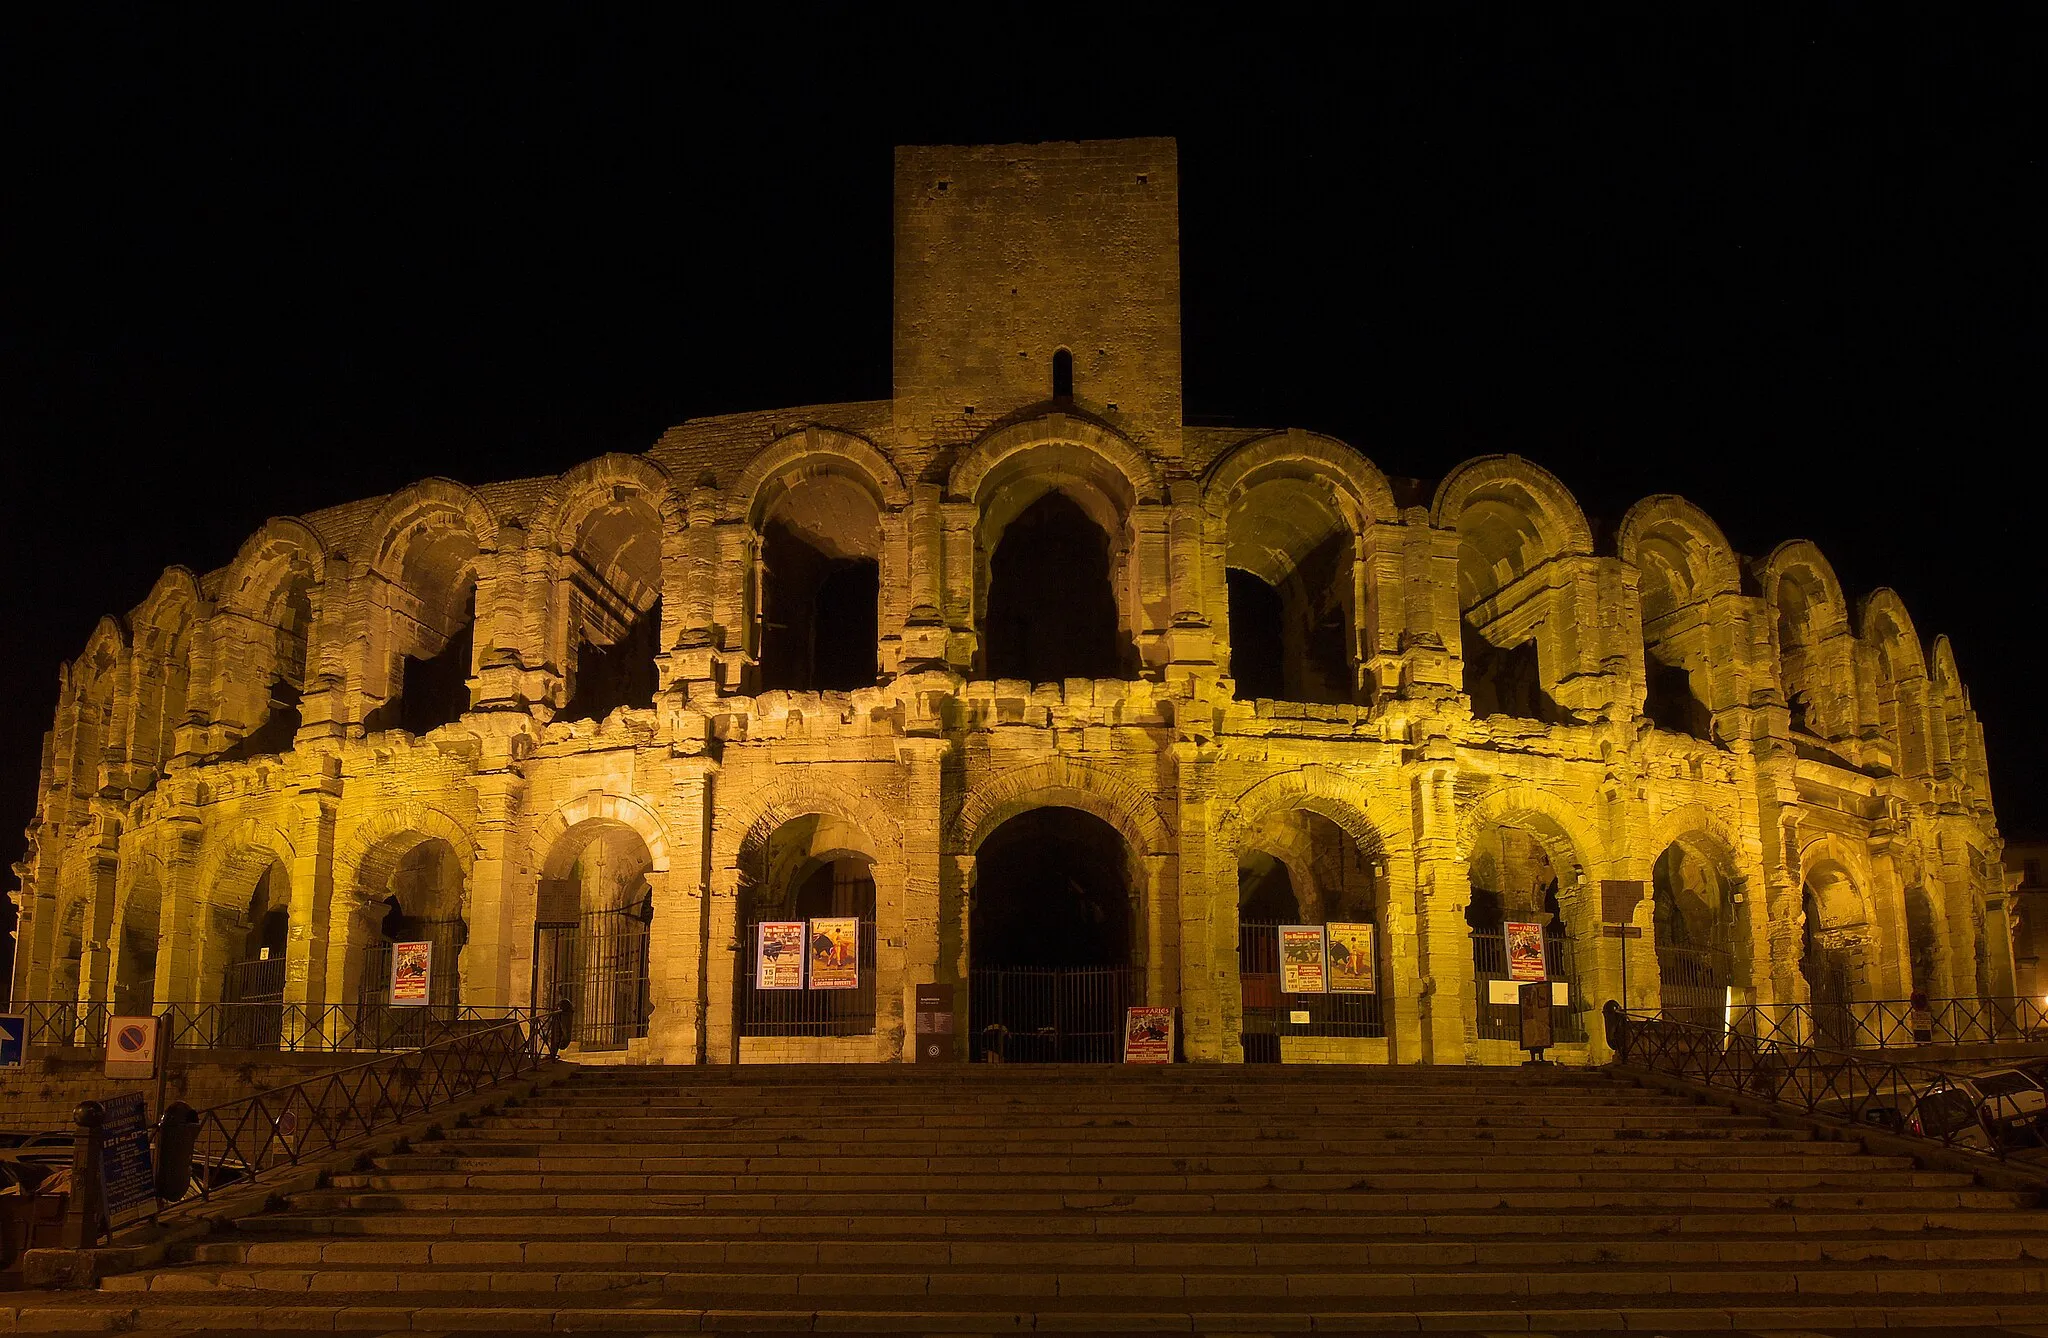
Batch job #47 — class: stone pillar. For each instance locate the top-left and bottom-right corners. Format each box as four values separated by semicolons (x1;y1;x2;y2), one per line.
943;853;975;1054
152;818;206;1003
940;501;978;674
464;761;531;1010
1379;839;1425;1064
1132;504;1172;673
1412;760;1474;1063
1171;742;1228;1061
895;737;950;1060
1163;486;1213;674
647;757;715;1063
1142;853;1178;1017
284;757;342;1013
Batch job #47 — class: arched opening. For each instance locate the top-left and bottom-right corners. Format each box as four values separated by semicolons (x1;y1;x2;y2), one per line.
969;806;1139;1061
1455;495;1570;724
757;473;882;693
223;572;315;760
1223;478;1357;705
222;864;290;1004
1052;348;1074;400
1643;653;1715;740
1466;817;1590;1048
113;878;162;1014
364;515;479;737
559;492;663;721
356;837;468;1016
1235;809;1385;1063
1904;886;1942;997
1801;860;1863;1044
535;822;656;1051
1651;838;1744;1023
984;491;1123;682
734;813;878;1040
1633;520;1722;743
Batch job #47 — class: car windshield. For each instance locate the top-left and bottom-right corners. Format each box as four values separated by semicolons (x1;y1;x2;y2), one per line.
1976;1071;2039;1097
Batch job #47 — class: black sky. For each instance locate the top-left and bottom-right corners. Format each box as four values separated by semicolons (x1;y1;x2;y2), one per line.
3;5;2043;946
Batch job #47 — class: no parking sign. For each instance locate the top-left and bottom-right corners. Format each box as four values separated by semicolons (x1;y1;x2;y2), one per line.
104;1015;161;1079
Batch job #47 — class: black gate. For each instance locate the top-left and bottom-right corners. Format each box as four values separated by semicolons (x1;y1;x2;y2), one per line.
358;918;466;1010
534;902;654;1050
969;965;1137;1063
1237;922;1384;1064
735;919;877;1037
1657;944;1732;1026
1471;927;1589;1043
219;956;288;1048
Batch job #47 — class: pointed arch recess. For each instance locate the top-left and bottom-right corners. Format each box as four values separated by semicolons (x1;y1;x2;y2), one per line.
951;756;1172;858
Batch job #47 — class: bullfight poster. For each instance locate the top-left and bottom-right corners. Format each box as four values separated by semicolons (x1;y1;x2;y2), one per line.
1504;920;1548;982
807;917;859;989
389;941;433;1006
1122;1006;1174;1063
1325;922;1376;993
756;922;805;990
1278;925;1328;994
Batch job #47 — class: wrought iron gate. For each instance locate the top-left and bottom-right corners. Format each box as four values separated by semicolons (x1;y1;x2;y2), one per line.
534;903;653;1051
1656;943;1732;1026
219;955;288;1048
1237;921;1384;1063
969;965;1137;1063
734;919;878;1038
1471;927;1589;1043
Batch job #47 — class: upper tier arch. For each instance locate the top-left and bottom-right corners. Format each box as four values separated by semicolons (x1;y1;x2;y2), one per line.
530;454;677;553
1430;455;1594;560
1201;430;1398;528
948;413;1162;508
1616;495;1741;617
726;427;907;528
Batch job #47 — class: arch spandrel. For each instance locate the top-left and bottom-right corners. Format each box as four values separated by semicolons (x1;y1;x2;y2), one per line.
1643;803;1748;879
353;478;500;579
1430;455;1594;560
1858;588;1928;680
1454;783;1609;883
1761;540;1851;643
716;775;905;868
193;819;300;905
1202;430;1398;529
530;454;676;554
1616;495;1741;615
948;414;1162;509
1215;766;1411;867
223;519;328;618
950;756;1172;859
726;427;908;528
332;802;478;911
534;791;672;876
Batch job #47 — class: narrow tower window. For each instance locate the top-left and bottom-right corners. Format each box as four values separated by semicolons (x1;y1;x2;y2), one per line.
1051;348;1074;400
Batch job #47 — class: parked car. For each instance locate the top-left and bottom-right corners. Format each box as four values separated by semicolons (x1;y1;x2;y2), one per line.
1910;1068;2048;1151
0;1131;75;1168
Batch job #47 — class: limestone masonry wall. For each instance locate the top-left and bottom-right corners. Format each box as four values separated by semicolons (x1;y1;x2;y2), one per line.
8;139;2009;1066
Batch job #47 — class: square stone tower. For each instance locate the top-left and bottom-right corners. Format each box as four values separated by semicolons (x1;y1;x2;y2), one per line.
892;137;1182;455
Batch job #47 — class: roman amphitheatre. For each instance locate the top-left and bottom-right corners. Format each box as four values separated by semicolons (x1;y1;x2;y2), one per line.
9;137;2005;1068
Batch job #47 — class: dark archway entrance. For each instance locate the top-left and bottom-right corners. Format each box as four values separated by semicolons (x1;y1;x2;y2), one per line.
969;806;1138;1061
983;492;1124;682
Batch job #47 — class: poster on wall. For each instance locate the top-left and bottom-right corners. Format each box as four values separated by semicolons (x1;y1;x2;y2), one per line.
1278;925;1328;994
807;917;859;990
756;922;806;990
1326;923;1376;993
1504;920;1547;982
1123;1006;1175;1063
389;940;434;1006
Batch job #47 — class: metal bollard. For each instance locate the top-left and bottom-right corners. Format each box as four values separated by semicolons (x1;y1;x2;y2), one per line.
61;1101;106;1249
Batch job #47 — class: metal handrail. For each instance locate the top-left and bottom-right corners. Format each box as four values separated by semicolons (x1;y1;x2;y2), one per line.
1717;997;2048;1050
170;1013;555;1210
5;1001;547;1055
1604;1002;2033;1162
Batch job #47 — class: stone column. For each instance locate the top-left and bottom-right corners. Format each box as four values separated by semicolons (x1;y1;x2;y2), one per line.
940;501;978;674
152;817;206;1003
1169;740;1229;1061
1412;758;1474;1063
284;756;342;1015
645;757;714;1063
464;759;531;1010
895;736;950;1060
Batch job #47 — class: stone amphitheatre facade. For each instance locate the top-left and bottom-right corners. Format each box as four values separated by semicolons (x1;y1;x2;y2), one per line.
8;139;2008;1065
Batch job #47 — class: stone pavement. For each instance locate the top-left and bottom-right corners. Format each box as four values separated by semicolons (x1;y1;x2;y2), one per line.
7;1063;2048;1333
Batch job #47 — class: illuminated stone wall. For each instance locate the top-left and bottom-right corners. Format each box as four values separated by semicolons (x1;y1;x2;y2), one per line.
9;139;2009;1064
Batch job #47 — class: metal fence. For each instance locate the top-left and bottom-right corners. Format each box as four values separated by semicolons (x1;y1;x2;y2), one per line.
1238;921;1382;1063
1606;1003;2024;1161
5;1000;545;1055
1471;928;1588;1043
1715;996;2048;1050
357;917;467;1012
734;919;877;1037
970;965;1138;1063
534;903;653;1050
1655;943;1731;1025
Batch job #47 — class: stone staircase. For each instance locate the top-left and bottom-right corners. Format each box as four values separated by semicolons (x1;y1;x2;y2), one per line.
12;1062;2048;1332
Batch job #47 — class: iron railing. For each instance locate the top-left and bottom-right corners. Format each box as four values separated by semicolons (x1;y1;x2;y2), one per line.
5;1001;545;1055
970;964;1138;1063
1716;997;2048;1050
735;919;878;1038
1471;928;1588;1043
170;1015;550;1209
1238;921;1383;1063
1605;1003;2030;1161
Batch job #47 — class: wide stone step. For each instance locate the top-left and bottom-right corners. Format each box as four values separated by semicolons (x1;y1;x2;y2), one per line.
374;1148;1897;1175
97;1258;2048;1299
332;1167;1968;1193
237;1206;2048;1238
483;1109;1769;1130
26;1295;2048;1333
426;1128;1819;1153
181;1230;2048;1270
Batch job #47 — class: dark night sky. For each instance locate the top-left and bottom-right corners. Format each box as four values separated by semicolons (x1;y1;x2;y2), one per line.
3;5;2043;951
